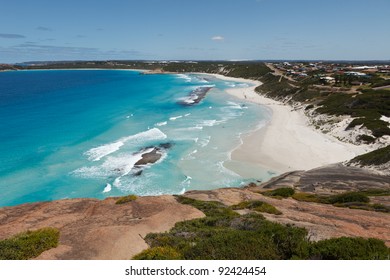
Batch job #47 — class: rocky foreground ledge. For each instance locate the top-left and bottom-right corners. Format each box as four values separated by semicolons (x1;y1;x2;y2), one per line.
0;165;389;260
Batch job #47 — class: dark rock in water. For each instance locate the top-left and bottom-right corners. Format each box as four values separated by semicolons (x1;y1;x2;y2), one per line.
133;169;143;176
134;148;162;166
177;86;213;106
131;143;173;173
159;143;172;149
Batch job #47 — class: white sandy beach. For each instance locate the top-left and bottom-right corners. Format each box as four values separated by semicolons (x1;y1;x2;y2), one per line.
209;74;368;175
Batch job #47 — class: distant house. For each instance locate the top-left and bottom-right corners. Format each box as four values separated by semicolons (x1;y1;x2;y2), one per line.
345;71;369;77
352;66;377;70
320;76;336;83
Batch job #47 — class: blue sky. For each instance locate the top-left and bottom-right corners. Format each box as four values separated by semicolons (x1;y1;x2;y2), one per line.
0;0;389;63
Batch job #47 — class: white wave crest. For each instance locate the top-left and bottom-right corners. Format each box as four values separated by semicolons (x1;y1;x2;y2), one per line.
73;145;169;184
227;101;244;110
198;136;211;148
177;96;196;104
177;74;192;82
85;142;124;162
199;119;225;127
84;128;167;161
169;115;183;121
175;126;203;132
179;176;192;194
155;121;167;127
103;183;112;193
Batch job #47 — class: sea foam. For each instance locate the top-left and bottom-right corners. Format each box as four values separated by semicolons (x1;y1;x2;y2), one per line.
169;115;183;121
84;128;167;161
103;183;112;193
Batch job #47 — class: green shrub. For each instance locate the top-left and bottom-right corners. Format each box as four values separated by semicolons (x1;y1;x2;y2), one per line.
263;187;295;198
184;230;280;260
231;200;282;215
175;196;238;218
350;145;390;166
359;189;390;196
292;192;323;203
115;195;137;204
141;213;309;260
371;204;390;212
309;237;390;260
357;134;377;144
133;246;182;260
293;191;389;212
135;196;389;260
0;228;60;260
305;104;314;110
328;192;370;204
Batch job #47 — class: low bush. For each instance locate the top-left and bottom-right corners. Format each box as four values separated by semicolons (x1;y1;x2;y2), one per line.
357;134;377;144
262;187;295;198
133;246;182;260
327;192;370;204
115;195;137;204
175;196;238;218
310;237;390;260
231;200;282;215
350;145;390;166
292;192;323;203
292;190;389;212
0;228;60;260
359;189;390;196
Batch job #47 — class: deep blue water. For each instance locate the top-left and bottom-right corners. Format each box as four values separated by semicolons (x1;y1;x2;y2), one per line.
0;70;272;207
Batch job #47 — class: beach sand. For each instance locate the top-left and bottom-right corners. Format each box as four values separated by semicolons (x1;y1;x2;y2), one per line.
208;74;368;175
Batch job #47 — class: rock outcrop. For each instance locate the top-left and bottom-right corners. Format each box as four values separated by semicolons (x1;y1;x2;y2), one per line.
0;164;389;259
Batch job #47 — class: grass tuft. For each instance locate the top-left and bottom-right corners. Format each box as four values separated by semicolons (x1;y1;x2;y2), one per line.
133;246;182;260
115;195;137;205
350;145;390;166
175;196;239;218
0;228;60;260
292;191;389;213
262;187;295;199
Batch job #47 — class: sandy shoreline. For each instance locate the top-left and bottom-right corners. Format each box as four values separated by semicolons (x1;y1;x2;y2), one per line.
206;73;368;175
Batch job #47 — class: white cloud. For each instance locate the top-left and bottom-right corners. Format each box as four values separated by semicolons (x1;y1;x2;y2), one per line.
211;36;224;41
0;33;25;39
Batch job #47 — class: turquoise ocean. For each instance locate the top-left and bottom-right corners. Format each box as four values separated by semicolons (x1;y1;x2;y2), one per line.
0;70;273;207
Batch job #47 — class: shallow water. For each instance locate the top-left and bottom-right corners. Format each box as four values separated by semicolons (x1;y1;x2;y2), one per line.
0;69;272;206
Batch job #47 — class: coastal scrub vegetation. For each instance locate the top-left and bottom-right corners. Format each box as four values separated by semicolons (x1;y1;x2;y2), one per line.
292;191;390;213
231;200;282;215
316;89;390;138
0;228;59;260
175;196;239;218
161;61;272;80
310;237;389;260
256;73;297;99
350;145;390;166
133;197;389;260
261;187;295;199
115;194;137;204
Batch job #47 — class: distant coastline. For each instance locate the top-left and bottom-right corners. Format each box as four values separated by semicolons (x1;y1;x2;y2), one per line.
0;66;379;176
